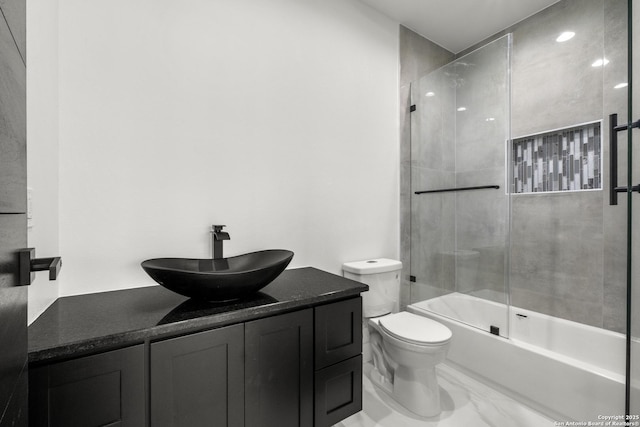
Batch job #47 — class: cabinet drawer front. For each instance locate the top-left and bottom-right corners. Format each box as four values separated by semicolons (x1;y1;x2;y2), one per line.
314;297;362;369
151;324;244;427
29;345;145;427
314;355;362;427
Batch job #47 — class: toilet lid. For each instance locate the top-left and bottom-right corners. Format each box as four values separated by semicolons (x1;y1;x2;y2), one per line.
379;312;452;345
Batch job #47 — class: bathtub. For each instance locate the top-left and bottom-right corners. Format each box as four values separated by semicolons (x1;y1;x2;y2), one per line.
408;292;639;422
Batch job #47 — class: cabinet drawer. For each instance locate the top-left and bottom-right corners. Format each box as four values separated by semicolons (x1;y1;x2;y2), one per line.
29;345;145;427
314;297;362;370
314;355;362;427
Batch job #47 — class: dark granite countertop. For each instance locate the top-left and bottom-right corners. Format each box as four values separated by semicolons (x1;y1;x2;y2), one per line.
29;267;367;365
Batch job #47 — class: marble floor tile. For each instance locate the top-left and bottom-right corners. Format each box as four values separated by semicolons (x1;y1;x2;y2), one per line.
335;363;554;427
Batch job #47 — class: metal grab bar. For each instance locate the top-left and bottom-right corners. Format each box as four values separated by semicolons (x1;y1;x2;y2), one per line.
414;185;500;195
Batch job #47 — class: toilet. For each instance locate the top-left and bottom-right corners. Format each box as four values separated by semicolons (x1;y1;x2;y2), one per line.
343;259;452;417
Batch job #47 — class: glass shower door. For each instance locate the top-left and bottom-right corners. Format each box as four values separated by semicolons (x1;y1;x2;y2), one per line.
610;0;639;415
409;35;511;336
407;0;639;416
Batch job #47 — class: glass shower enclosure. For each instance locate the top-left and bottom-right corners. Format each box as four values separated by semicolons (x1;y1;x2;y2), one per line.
409;0;639;416
409;35;511;336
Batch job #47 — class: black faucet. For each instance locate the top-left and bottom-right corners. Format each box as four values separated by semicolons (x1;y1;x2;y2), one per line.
211;225;230;259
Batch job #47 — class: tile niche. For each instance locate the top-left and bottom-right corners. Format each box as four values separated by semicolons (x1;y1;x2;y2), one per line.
511;121;602;194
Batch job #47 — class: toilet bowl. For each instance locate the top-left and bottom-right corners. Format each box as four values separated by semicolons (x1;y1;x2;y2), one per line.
342;259;453;417
368;312;451;417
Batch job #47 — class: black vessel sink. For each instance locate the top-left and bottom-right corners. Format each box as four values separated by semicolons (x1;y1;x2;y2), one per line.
141;250;294;301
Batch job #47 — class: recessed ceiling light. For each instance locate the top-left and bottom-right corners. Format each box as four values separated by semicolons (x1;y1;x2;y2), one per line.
457;107;467;112
592;58;610;67
486;117;495;122
614;82;628;89
425;91;435;97
556;31;575;42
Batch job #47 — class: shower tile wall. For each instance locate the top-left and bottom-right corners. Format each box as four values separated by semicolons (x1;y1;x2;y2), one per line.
510;191;604;326
510;2;604;138
402;0;629;332
459;0;626;331
509;0;625;331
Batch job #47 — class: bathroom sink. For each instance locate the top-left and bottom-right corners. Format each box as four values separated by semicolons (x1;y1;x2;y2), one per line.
141;250;294;301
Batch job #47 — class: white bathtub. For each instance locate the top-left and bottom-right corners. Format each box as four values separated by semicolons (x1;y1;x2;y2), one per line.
408;292;639;422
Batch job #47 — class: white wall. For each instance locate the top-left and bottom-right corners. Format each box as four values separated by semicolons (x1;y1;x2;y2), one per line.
56;0;400;296
27;0;60;323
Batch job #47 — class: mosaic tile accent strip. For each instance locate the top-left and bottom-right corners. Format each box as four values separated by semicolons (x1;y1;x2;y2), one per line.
511;122;601;193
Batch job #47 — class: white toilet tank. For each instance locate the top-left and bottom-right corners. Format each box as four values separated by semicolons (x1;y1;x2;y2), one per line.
343;259;402;318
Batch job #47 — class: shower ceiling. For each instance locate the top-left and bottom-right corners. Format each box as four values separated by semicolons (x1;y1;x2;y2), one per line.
357;0;562;53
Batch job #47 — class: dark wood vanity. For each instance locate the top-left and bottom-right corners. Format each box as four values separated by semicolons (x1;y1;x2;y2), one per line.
28;267;366;427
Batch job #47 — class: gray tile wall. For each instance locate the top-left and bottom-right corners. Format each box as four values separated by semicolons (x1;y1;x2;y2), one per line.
510;0;604;138
510;191;605;327
508;0;627;332
400;0;630;333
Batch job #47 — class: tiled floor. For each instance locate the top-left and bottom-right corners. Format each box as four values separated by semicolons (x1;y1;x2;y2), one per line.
335;363;555;427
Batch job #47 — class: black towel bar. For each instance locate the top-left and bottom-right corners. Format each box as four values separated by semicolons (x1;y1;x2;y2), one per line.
415;185;500;195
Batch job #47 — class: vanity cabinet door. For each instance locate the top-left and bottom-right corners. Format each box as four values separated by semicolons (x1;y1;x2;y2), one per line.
150;324;244;427
245;309;313;427
314;297;362;370
29;345;145;427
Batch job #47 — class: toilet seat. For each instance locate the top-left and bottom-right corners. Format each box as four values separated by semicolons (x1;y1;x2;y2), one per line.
378;312;452;346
